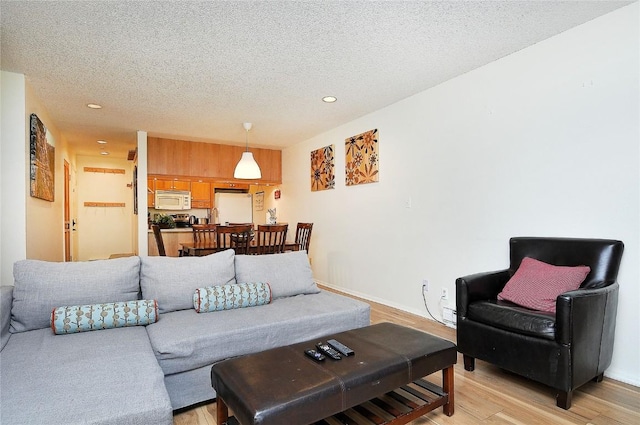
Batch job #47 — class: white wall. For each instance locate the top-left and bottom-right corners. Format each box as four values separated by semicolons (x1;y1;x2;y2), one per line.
24;81;72;262
76;156;135;260
0;72;27;285
280;4;639;385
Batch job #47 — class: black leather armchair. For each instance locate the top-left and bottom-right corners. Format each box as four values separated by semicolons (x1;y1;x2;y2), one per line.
456;237;623;409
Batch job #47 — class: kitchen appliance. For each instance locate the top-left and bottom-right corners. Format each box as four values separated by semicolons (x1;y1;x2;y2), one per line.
171;213;191;228
155;190;191;210
214;192;252;224
189;215;197;226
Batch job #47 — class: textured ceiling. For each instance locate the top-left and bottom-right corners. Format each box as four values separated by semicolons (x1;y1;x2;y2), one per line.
1;0;633;158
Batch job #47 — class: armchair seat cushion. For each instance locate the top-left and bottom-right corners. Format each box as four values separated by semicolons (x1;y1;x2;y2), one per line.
467;300;556;340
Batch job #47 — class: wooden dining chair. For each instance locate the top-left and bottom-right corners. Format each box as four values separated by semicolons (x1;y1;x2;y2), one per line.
192;224;217;243
216;224;253;255
151;224;166;256
295;222;313;254
256;224;288;255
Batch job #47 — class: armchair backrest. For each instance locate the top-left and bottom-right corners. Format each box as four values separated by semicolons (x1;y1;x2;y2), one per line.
509;237;624;289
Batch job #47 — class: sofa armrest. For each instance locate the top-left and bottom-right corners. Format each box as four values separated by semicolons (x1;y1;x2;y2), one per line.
555;282;618;347
456;269;510;317
1;285;13;352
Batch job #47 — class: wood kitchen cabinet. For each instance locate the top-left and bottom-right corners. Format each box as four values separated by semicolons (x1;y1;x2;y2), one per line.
147;178;155;207
147;177;190;208
147;138;192;176
148;136;282;184
255;149;282;182
154;178;191;191
214;182;250;191
191;180;211;208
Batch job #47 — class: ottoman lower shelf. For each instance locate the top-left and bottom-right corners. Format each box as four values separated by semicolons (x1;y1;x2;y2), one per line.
318;376;451;425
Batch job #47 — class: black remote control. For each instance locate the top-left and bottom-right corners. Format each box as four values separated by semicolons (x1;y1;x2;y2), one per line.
304;349;325;362
327;339;354;356
316;342;342;360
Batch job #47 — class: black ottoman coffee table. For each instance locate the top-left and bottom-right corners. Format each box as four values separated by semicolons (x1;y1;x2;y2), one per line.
211;322;456;425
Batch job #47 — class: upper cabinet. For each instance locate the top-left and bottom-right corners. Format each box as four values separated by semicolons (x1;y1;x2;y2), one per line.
148;137;282;184
147;178;155;208
154;178;190;191
190;180;211;209
147;138;192;176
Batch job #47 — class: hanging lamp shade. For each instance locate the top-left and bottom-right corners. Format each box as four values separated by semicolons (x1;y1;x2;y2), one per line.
234;122;262;179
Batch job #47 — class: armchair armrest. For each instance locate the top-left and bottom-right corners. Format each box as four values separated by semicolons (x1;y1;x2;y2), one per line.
555;282;619;346
456;269;510;317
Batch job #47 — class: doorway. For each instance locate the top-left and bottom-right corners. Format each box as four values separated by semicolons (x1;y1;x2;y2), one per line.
64;159;71;261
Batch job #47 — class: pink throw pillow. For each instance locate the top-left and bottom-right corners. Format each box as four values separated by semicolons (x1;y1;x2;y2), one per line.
498;257;590;313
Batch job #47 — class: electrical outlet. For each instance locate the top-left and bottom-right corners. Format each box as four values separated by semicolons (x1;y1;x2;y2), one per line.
441;288;449;300
422;279;429;292
405;197;412;209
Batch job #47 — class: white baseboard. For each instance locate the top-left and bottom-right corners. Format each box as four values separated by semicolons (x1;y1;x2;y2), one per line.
316;280;446;327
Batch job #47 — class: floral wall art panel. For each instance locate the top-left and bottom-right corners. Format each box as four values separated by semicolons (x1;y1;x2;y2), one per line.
29;113;55;201
311;144;335;191
345;128;379;186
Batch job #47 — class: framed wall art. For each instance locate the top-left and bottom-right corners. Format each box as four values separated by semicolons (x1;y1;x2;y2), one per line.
254;191;264;211
29;113;55;201
345;128;379;186
311;144;335;191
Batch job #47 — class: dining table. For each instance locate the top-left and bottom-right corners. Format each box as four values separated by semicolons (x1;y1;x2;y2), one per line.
180;240;299;257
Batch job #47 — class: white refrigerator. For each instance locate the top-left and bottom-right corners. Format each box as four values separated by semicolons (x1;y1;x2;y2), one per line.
214;193;253;224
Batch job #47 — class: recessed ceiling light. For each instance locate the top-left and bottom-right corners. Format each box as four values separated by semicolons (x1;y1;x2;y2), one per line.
87;103;102;109
97;140;107;144
322;96;337;103
100;151;109;155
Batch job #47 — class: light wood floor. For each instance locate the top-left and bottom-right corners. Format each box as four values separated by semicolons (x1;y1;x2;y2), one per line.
173;290;640;425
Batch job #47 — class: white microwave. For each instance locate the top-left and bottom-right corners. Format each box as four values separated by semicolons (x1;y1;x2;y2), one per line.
155;190;191;210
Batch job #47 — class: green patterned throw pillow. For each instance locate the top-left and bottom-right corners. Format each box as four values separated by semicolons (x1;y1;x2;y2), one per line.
193;283;271;313
51;300;158;334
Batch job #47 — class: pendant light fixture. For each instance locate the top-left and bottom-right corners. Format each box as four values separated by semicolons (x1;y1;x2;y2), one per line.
233;122;262;179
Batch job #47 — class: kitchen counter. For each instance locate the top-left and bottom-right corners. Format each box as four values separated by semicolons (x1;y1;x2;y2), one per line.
149;225;297;257
147;227;193;233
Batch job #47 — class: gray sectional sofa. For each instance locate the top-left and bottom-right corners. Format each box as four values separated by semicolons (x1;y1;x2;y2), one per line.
0;250;370;424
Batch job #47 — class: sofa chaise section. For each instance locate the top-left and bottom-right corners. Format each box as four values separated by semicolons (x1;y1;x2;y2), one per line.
0;325;172;425
1;257;173;425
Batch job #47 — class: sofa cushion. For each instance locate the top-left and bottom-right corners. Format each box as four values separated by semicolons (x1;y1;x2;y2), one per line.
51;300;158;334
234;250;319;299
11;257;141;333
0;326;172;425
498;257;590;313
140;249;236;313
147;290;370;375
193;283;271;313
